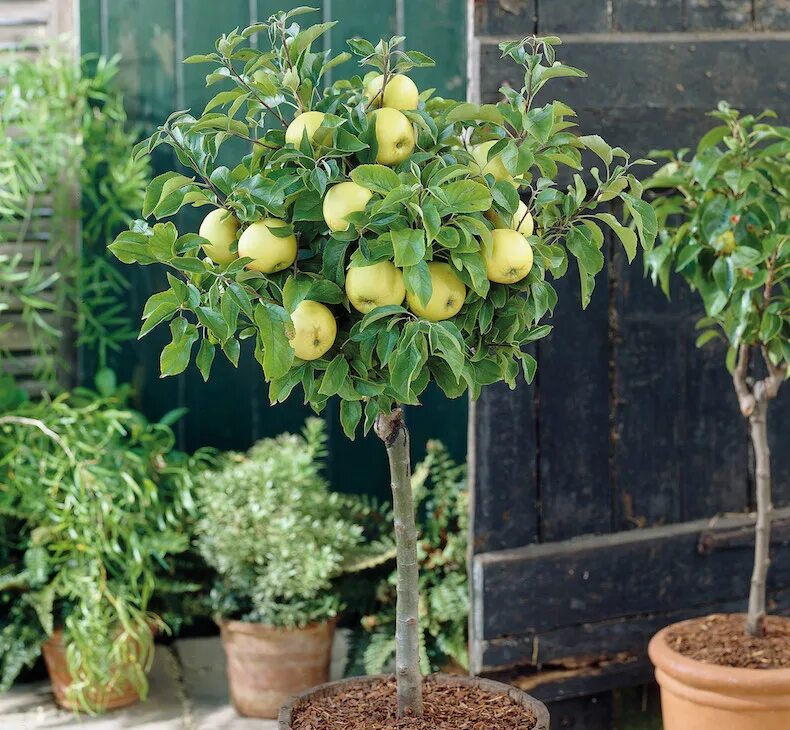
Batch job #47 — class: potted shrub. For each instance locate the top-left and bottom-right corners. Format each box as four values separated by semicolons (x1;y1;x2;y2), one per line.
195;418;366;718
110;8;656;727
0;380;206;713
645;103;789;730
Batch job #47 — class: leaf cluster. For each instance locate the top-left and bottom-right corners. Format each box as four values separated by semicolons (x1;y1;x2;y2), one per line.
195;418;367;628
645;102;789;372
110;14;657;437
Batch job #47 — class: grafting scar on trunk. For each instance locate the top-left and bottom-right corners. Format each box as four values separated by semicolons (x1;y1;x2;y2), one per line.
374;407;423;718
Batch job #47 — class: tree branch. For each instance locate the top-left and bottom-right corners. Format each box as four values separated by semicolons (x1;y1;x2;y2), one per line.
733;343;756;417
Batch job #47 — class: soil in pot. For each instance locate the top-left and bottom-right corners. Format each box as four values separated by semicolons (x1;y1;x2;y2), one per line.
221;618;336;719
282;675;548;730
41;628;152;712
649;614;790;730
665;613;790;669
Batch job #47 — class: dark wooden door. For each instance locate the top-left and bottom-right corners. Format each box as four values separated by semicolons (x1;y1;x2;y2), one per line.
469;0;790;703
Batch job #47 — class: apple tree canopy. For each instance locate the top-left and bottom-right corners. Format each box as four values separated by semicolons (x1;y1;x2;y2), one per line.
109;6;658;438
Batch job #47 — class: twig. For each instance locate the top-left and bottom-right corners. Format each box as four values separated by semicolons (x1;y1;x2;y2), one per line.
0;416;76;462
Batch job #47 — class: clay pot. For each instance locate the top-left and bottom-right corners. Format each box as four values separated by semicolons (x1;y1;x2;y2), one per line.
220;617;336;719
41;628;152;711
278;674;551;729
649;620;790;730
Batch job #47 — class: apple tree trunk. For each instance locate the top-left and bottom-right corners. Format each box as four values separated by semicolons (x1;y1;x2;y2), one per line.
375;407;423;718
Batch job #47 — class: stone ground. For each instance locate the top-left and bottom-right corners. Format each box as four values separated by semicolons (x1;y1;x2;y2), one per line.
0;634;350;730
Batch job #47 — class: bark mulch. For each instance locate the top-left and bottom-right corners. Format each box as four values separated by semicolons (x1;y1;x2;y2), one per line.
667;614;790;669
290;676;537;730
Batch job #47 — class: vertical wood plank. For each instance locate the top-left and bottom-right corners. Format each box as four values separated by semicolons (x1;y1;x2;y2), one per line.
538;257;613;541
539;0;611;33
471;380;539;553
403;0;466;99
102;0;184;431
755;0;790;29
685;0;754;30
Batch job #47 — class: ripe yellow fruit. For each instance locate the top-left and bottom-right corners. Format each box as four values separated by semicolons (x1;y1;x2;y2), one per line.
717;230;737;254
289;300;337;361
198;208;239;264
285;111;326;146
407;262;466;321
485;200;534;237
237;219;297;274
371;108;415;166
470;140;513;182
364;74;419;110
484;229;534;284
345;261;406;314
322;182;373;233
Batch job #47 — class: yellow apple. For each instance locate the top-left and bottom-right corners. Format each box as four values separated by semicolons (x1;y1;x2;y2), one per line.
484;229;534;284
364;74;419;110
371;108;415;166
716;230;737;254
345;260;406;314
470;140;513;182
407;262;466;321
198;208;240;264
289;300;337;361
323;182;373;233
237;218;297;273
485;199;534;237
285;111;326;146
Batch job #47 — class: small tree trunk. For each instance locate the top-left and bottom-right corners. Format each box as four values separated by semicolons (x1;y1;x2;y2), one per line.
746;394;772;637
375;407;423;718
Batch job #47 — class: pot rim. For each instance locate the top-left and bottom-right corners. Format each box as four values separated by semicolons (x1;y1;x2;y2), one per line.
218;615;338;636
277;673;550;730
649;616;790;695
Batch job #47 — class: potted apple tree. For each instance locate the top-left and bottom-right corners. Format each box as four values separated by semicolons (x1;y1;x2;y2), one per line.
109;8;656;727
645;103;789;730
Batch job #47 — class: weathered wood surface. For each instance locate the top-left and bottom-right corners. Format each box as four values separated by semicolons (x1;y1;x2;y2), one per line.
471;509;790;673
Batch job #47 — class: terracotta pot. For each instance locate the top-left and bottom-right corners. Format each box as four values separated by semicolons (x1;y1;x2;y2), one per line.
220;617;336;719
278;674;551;729
649;619;790;730
41;628;152;711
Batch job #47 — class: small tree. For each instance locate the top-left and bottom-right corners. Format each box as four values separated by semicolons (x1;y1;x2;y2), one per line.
110;8;655;717
646;102;789;638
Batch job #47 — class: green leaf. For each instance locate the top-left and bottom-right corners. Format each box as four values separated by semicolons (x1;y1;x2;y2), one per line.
226;283;254;319
692;146;723;187
160;317;199;377
441;180;492;214
254;304;295;378
350;164;400;194
196;340;216;381
527;104;555;144
595;213;638;262
392;228;426;267
579;135;613;166
760;311;782;343
567;226;604;275
622;193;658;250
491;180;519;214
196;306;230;341
319;355;349;396
403;260;432;306
339;399;362;440
291;21;336;59
293;190;325;222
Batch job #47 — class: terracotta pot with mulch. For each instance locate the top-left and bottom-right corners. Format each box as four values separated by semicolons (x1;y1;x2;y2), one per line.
41;628;152;711
278;674;550;730
220;617;336;719
649;614;790;730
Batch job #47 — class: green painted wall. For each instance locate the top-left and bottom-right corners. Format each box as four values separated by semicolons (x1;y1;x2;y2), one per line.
80;0;468;499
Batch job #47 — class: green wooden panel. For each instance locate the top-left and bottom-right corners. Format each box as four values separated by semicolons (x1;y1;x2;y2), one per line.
80;0;469;499
403;0;466;98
